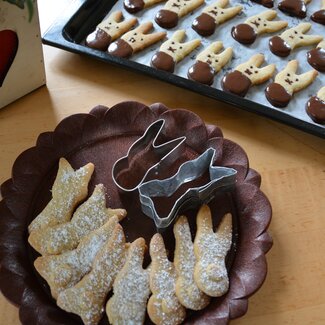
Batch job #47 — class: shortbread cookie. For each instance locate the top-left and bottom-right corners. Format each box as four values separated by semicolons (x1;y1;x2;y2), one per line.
147;233;186;325
251;0;274;8
188;42;232;85
269;23;323;57
151;30;201;73
28;184;126;255
265;60;318;108
311;0;325;25
57;223;127;325
306;86;325;124
192;0;242;36
124;0;165;13
194;205;232;297
108;22;166;58
231;10;287;45
222;54;275;97
174;215;210;310
34;216;120;299
28;158;94;233
85;11;137;51
278;0;311;18
155;0;204;29
106;238;150;325
307;40;325;72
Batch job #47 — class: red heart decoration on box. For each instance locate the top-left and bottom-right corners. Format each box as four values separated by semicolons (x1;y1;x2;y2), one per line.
0;29;19;87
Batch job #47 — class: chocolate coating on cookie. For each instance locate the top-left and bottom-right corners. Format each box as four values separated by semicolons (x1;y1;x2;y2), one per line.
231;24;257;45
155;9;179;29
307;48;325;72
278;0;307;18
151;51;176;72
269;36;291;57
188;61;215;86
124;0;145;13
311;9;325;25
306;96;325;124
108;39;133;58
222;70;252;97
192;13;216;36
265;83;292;108
86;29;112;51
251;0;274;8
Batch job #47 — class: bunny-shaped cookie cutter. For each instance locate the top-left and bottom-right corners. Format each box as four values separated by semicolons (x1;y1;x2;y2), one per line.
112;119;237;230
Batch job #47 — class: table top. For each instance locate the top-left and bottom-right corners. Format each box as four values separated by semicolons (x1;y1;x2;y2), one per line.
1;1;325;324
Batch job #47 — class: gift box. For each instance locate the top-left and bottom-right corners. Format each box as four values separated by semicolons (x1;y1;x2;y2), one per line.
0;0;45;109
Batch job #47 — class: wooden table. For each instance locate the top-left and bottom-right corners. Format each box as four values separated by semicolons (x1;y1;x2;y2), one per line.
1;1;325;324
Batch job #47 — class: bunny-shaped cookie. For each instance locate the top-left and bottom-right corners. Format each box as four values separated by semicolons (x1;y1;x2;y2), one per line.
194;205;232;297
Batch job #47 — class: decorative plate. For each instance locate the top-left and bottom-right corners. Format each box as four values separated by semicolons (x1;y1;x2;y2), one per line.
0;101;272;324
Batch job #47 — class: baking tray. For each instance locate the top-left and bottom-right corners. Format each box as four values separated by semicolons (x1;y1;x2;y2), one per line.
42;0;325;138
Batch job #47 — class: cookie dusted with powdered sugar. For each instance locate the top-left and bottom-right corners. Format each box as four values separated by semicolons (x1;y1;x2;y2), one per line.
28;158;94;233
192;0;242;36
29;184;126;255
106;238;151;324
147;233;186;325
34;216;120;299
194;205;232;297
265;60;318;108
173;215;210;310
57;223;127;325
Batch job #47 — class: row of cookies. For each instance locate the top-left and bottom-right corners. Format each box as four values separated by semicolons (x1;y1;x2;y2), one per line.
28;158;233;324
123;0;325;22
254;0;325;22
85;10;324;70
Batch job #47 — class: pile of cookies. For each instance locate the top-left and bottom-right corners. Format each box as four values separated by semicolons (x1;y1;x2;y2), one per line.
83;0;324;124
28;158;233;325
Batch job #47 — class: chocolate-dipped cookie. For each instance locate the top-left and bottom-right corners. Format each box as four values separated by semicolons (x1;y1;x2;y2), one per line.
192;0;242;36
155;0;204;29
278;0;310;18
231;10;287;45
151;30;200;72
108;22;166;58
188;42;232;85
306;86;325;124
251;0;274;8
86;11;137;51
265;60;318;108
269;23;323;57
307;40;325;72
222;54;275;97
124;0;164;13
311;0;325;25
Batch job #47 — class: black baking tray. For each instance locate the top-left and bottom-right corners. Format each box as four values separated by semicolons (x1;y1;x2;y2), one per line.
42;0;325;139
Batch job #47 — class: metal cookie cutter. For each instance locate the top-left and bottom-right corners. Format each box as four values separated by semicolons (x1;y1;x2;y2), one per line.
139;147;237;229
112;119;186;192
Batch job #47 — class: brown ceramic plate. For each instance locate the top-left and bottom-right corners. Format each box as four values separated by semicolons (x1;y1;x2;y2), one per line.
0;102;272;324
